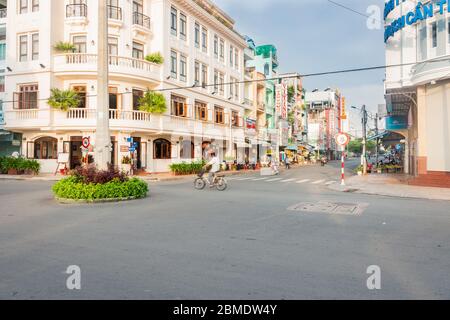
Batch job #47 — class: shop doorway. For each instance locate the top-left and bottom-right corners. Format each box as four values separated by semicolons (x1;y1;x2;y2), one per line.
132;137;142;169
69;136;83;169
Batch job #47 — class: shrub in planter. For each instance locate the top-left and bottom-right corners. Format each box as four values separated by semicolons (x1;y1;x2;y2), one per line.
0;156;7;174
169;161;205;175
0;157;41;175
71;164;128;184
138;91;167;115
54;41;76;53
144;52;164;64
52;176;148;200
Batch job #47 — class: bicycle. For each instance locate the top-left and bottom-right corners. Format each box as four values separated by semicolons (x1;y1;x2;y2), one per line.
194;172;228;191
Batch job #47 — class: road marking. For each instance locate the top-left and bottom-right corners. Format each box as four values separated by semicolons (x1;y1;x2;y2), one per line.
296;179;310;184
266;178;283;182
312;179;326;184
281;178;296;183
252;177;269;181
235;177;253;181
325;181;336;185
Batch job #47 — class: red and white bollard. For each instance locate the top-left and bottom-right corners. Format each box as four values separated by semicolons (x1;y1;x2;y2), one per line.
341;152;346;186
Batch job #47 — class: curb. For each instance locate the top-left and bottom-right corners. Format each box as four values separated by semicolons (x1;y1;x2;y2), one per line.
55;195;147;204
327;182;450;201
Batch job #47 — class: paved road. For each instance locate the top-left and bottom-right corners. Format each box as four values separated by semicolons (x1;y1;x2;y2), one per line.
1;161;449;299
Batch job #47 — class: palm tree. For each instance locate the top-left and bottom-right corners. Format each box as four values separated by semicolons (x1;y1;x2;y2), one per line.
48;88;81;111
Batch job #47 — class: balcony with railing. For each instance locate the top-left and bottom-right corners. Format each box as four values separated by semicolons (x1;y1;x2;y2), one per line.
5;106;243;140
4;109;51;130
66;3;88;24
132;12;151;34
244;98;254;107
53;53;161;83
108;5;123;27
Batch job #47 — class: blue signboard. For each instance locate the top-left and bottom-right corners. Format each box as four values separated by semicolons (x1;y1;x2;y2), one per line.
386;116;408;130
384;1;449;42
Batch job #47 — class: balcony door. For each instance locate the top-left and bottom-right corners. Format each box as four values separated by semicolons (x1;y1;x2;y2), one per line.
133;0;143;14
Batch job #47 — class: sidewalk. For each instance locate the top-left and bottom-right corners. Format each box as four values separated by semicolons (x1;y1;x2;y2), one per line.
0;164;304;183
0;174;62;181
329;174;450;201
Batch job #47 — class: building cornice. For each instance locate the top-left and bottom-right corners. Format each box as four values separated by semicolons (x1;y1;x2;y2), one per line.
173;0;248;49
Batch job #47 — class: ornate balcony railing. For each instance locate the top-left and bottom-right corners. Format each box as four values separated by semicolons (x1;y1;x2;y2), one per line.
54;53;161;79
244;98;254;106
108;5;122;20
66;109;151;122
133;12;150;29
66;4;87;18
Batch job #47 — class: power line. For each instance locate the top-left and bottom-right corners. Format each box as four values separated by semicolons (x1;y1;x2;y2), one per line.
327;0;370;19
2;57;450;106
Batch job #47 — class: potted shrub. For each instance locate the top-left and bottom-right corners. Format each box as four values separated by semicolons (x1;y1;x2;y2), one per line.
48;88;81;111
5;157;19;175
24;159;40;175
122;155;132;175
354;165;363;176
54;41;76;53
144;52;164;64
138;91;167;114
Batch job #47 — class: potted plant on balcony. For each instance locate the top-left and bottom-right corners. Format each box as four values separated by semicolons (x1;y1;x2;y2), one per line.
48;88;80;111
138;91;167;114
54;41;76;53
144;52;164;64
121;155;132;175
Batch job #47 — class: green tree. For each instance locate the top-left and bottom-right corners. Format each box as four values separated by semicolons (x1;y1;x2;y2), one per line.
138;91;167;114
287;110;295;126
48;88;80;111
348;139;377;154
348;140;362;154
287;85;295;103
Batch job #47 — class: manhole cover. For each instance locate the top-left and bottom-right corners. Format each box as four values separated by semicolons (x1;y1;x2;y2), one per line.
288;201;369;216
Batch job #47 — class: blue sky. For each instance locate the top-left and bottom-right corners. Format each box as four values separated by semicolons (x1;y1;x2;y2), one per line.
214;0;386;127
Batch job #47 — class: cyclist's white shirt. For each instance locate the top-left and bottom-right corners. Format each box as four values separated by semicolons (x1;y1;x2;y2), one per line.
208;157;221;173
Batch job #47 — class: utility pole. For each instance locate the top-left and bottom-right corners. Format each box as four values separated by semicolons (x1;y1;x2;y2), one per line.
375;113;379;167
361;105;368;175
95;0;111;170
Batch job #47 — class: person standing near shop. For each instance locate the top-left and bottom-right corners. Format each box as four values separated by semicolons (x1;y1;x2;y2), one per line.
285;156;290;170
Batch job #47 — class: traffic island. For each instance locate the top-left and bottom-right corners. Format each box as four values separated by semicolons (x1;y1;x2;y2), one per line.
52;165;149;203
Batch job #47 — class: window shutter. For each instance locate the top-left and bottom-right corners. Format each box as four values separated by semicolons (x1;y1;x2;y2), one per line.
27;141;34;159
13;92;20;109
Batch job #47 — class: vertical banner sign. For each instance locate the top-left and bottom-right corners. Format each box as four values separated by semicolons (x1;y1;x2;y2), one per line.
341;97;347;120
275;84;282;115
281;83;288;120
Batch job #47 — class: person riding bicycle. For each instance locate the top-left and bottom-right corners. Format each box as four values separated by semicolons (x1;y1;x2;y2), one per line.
206;152;221;186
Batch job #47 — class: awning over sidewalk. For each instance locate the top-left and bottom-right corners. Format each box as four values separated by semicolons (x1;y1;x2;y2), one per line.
367;131;389;141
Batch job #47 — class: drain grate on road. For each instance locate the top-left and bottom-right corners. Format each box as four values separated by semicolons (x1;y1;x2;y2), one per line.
287;201;369;216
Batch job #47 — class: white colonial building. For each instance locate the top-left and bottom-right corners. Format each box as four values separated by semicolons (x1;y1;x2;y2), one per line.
3;0;251;173
384;0;450;187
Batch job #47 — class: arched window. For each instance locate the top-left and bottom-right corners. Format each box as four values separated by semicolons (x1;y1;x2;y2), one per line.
34;136;58;159
180;140;194;159
153;139;171;159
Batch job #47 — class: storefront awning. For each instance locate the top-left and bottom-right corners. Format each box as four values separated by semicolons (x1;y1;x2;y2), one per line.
367;131;389;141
